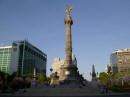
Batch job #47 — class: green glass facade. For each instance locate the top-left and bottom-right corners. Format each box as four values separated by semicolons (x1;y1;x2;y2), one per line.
0;47;12;73
10;40;47;75
0;40;47;75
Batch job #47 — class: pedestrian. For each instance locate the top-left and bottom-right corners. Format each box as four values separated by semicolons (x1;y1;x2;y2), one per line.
105;86;108;95
100;85;104;94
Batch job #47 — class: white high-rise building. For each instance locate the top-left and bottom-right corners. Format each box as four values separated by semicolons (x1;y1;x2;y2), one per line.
110;48;130;74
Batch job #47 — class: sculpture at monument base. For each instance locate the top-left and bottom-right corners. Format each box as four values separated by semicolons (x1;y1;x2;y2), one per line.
51;54;77;77
50;54;84;85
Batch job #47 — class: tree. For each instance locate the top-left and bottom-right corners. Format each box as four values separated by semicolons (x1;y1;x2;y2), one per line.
10;77;24;89
45;77;51;85
0;71;10;89
25;77;31;88
22;73;32;79
37;74;46;83
99;72;109;82
98;72;113;86
113;72;125;79
127;69;130;74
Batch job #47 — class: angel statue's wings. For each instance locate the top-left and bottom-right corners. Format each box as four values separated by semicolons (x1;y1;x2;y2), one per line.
65;4;73;15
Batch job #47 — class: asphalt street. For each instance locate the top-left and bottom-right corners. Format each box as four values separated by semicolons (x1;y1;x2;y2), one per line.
0;94;130;97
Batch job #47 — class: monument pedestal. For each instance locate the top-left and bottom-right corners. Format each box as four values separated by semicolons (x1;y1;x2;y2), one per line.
59;65;81;84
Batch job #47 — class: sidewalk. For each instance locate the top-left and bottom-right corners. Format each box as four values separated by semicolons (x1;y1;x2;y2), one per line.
0;93;130;97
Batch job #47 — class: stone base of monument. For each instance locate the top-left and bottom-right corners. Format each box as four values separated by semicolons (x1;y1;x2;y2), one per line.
59;65;82;83
50;78;85;88
50;66;84;87
50;64;84;87
50;79;83;88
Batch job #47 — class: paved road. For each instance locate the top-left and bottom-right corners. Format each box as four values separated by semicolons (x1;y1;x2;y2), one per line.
0;94;130;97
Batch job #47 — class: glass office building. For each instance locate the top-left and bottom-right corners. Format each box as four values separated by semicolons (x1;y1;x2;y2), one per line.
0;40;47;75
0;46;12;73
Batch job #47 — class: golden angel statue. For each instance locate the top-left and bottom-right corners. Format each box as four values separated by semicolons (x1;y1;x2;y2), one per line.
65;4;72;15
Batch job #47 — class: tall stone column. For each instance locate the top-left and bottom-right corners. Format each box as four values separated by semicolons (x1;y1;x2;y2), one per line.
59;7;79;83
64;15;73;66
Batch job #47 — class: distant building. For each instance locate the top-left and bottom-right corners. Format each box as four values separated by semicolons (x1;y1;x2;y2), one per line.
0;40;47;75
0;46;12;73
110;48;130;74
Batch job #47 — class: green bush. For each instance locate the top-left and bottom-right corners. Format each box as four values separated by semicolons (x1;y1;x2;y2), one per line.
37;74;46;83
10;77;24;89
110;87;126;93
25;77;31;88
22;73;32;78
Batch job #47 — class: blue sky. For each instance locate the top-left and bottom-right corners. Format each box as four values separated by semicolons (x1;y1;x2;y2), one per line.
0;0;130;80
